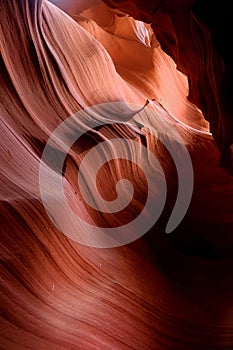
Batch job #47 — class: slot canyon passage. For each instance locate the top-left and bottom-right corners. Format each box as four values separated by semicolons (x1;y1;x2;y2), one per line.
0;0;233;349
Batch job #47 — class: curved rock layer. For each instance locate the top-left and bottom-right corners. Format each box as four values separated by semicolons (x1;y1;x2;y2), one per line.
0;0;233;349
102;0;233;174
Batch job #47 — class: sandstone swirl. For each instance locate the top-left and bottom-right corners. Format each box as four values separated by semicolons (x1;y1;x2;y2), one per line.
0;1;233;349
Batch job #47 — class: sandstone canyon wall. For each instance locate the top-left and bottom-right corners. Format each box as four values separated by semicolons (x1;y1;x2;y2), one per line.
0;1;233;349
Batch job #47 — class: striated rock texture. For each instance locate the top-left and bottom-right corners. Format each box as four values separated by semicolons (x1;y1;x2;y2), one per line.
0;0;233;349
102;0;233;174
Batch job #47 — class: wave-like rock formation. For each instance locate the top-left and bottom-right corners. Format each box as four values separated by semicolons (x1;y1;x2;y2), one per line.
0;0;233;349
102;0;233;174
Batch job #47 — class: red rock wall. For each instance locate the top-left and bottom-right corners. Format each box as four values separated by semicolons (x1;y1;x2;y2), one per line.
0;1;233;349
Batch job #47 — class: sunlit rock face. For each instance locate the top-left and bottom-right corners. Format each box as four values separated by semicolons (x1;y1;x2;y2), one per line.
0;0;233;349
103;0;233;174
